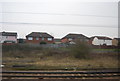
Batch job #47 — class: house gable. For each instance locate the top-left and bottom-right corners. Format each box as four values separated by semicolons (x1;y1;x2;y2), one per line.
92;37;99;45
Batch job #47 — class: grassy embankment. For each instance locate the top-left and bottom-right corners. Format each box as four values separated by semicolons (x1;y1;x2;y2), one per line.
2;44;119;70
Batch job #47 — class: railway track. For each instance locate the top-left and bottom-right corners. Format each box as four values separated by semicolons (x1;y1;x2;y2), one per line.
1;71;120;79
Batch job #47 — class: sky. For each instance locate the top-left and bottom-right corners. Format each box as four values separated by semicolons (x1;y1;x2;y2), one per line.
0;0;119;39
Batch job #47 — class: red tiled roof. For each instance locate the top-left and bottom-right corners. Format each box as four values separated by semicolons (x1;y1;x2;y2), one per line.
26;32;53;38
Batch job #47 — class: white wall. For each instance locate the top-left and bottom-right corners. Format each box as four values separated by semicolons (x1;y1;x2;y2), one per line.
105;40;112;45
0;36;17;43
0;36;2;43
92;37;112;45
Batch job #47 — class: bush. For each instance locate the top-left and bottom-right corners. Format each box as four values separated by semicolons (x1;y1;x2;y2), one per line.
70;41;92;59
40;41;47;44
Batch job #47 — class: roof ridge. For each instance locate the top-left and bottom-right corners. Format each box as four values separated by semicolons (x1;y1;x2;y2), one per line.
92;36;111;38
1;31;17;33
32;32;47;33
68;33;82;35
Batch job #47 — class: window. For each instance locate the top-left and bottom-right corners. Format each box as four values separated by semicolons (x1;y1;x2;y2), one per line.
28;37;33;40
36;37;39;40
42;38;44;40
47;38;52;41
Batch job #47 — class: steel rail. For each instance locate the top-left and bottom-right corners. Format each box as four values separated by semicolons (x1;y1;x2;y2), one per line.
2;71;120;74
2;75;120;78
2;71;120;79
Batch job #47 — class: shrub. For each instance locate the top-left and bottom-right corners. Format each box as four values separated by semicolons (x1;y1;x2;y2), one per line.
70;40;92;59
40;41;47;44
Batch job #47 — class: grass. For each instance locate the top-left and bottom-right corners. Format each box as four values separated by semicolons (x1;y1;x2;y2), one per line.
94;48;120;51
3;53;118;70
2;44;119;70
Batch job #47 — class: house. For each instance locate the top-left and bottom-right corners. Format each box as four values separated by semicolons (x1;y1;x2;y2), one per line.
61;33;90;44
54;38;61;44
112;38;120;46
0;31;17;44
90;36;112;46
26;32;54;44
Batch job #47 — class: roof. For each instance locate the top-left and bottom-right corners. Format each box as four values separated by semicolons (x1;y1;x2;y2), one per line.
91;36;112;40
26;32;54;38
114;38;120;40
0;32;17;36
62;33;89;39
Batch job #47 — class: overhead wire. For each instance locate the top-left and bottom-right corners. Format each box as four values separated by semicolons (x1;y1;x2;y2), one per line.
0;22;117;28
0;12;118;18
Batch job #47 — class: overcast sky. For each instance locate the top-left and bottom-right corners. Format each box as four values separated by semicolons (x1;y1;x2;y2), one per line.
0;0;119;38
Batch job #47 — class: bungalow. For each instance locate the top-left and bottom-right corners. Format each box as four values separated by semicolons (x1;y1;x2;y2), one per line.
90;36;112;46
112;38;120;46
0;31;17;44
26;32;54;44
61;33;89;44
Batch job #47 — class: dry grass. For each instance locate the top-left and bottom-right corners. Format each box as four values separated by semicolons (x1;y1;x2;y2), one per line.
33;56;118;68
2;53;118;70
2;45;119;70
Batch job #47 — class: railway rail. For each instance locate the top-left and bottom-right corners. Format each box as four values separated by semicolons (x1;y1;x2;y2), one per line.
1;71;120;79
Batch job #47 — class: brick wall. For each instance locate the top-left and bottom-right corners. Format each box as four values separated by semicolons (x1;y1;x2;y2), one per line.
61;38;69;43
26;37;54;44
